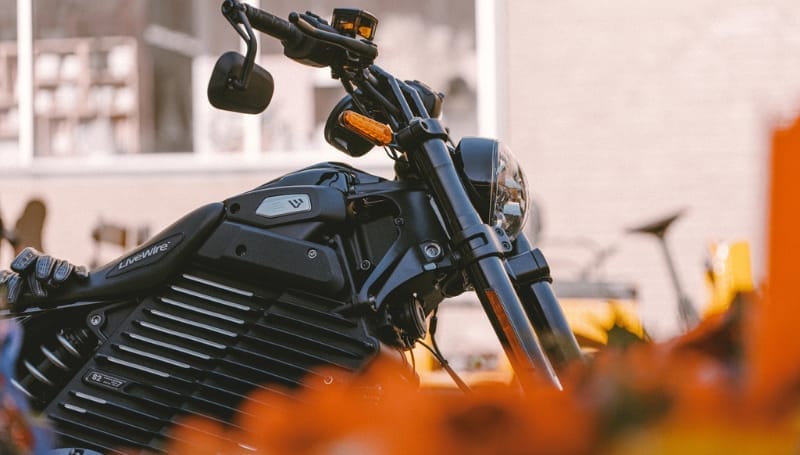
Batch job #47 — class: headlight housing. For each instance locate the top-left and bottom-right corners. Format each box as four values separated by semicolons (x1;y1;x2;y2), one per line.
456;137;530;239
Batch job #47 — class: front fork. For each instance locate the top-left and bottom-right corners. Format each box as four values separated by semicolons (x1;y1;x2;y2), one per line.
399;118;580;389
508;234;582;368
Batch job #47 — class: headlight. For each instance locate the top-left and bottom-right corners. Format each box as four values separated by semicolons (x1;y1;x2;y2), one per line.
492;141;529;239
456;137;530;239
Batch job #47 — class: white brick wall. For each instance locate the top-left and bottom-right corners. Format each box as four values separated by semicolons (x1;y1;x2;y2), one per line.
3;1;798;341
506;0;800;337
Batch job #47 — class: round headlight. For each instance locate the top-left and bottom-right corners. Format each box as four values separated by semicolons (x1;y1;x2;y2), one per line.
456;137;530;239
492;141;529;239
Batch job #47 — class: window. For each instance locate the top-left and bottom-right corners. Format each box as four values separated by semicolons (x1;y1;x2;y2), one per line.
2;0;488;173
0;0;18;162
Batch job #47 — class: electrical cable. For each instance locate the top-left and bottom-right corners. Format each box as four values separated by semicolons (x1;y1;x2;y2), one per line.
418;307;471;393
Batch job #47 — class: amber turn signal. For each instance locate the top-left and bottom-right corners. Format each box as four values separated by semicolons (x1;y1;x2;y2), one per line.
339;110;393;146
332;8;378;41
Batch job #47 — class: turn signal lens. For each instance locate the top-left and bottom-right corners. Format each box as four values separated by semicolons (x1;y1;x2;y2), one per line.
332;8;378;40
357;25;375;40
339;110;393;146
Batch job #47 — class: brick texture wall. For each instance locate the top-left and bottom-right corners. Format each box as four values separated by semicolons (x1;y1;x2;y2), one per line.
506;0;800;337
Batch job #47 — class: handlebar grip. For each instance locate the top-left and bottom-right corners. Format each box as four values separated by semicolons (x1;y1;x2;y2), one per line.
243;4;304;45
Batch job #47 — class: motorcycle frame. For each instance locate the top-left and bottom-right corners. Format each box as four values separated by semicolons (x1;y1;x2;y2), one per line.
225;0;581;388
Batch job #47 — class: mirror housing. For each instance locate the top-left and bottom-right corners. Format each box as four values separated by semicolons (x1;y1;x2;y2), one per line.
208;52;274;114
324;94;374;157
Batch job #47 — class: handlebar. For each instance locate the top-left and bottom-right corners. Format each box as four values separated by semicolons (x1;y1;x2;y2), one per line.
240;3;304;45
223;0;377;68
289;12;378;61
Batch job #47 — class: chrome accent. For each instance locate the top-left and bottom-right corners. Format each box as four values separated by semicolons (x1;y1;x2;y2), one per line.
106;355;169;378
137;321;227;349
149;309;238;337
40;345;69;370
24;360;54;386
57;332;82;357
75;391;108;404
182;274;254;297
127;332;212;360
63;403;87;414
170;285;251;311
160;297;245;325
116;344;191;369
10;378;35;400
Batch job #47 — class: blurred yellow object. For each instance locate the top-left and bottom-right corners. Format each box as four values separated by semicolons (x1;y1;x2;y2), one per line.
559;297;644;348
414;286;645;388
414;241;754;389
704;241;754;317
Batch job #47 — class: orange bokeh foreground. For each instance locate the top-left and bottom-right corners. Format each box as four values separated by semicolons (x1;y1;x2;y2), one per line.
163;118;800;455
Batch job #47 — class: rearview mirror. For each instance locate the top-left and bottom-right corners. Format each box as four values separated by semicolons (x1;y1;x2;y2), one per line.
208;52;274;114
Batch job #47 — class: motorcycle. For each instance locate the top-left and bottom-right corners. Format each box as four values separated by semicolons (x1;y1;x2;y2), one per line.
0;1;581;453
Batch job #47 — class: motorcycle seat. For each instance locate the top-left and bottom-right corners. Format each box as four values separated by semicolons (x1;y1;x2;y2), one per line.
24;203;225;308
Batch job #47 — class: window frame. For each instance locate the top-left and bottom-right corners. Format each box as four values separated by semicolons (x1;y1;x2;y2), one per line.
3;0;502;177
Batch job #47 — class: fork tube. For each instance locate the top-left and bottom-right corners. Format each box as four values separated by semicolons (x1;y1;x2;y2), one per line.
408;131;560;389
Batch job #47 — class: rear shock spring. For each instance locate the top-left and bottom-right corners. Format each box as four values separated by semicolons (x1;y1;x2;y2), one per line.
12;328;97;407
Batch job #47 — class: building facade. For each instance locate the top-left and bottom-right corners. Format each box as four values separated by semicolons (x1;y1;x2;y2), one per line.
3;0;799;338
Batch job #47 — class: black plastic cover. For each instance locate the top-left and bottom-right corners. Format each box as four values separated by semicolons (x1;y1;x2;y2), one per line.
196;221;346;295
454;137;498;225
324;94;375;157
256;161;385;190
405;80;443;118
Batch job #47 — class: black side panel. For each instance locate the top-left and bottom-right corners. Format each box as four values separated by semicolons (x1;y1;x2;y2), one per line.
42;203;225;305
45;269;379;453
196;222;346;295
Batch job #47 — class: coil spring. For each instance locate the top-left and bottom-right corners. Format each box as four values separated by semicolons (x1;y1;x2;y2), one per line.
12;328;96;407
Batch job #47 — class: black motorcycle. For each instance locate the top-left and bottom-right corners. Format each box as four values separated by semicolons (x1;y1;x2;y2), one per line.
0;2;581;453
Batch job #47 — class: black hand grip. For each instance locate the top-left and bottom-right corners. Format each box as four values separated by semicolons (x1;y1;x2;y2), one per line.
243;4;304;46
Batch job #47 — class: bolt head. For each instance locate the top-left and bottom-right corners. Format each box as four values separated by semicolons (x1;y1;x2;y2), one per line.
424;243;442;259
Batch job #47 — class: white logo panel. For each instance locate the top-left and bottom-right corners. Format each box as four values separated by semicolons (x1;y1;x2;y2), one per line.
255;194;312;218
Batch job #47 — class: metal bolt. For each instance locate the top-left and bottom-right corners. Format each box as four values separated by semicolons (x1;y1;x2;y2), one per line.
502;241;512;251
89;315;102;326
424;243;442;259
323;376;334;385
360;260;372;270
393;217;404;226
307;249;318;259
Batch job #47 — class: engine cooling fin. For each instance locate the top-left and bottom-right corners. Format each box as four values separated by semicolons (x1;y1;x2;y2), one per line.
44;269;379;453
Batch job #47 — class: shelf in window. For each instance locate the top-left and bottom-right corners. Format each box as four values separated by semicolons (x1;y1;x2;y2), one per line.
108;110;134;119
36;109;100;119
35;78;81;89
91;73;132;86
